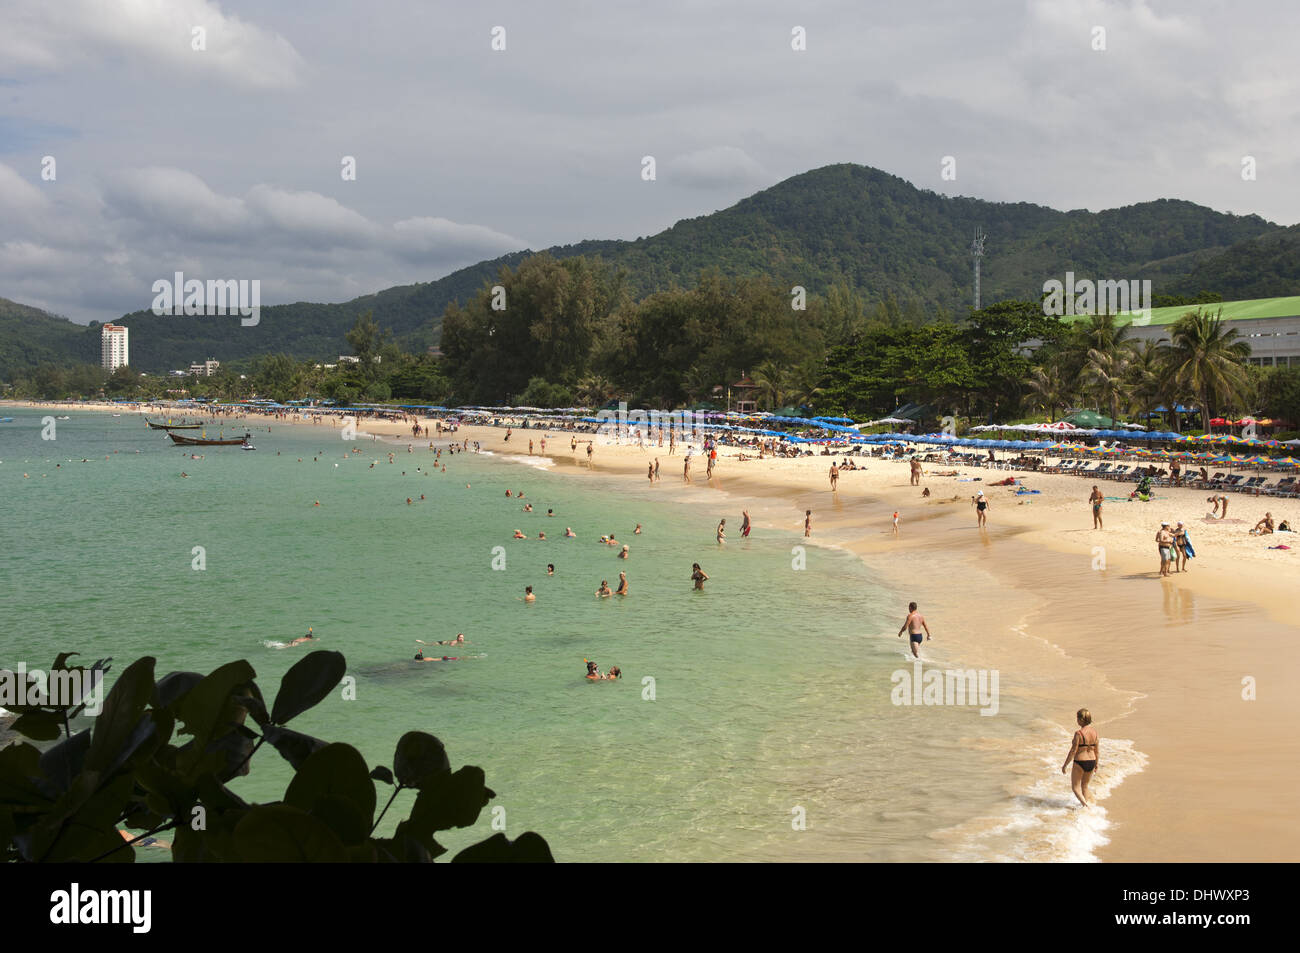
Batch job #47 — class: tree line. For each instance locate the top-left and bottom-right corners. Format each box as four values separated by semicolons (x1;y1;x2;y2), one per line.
5;251;1297;432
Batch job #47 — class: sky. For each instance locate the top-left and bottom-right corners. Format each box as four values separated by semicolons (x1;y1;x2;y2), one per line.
1;0;1298;324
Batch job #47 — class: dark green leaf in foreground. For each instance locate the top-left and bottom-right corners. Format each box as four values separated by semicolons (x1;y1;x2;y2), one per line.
393;732;450;789
452;832;555;863
270;650;346;725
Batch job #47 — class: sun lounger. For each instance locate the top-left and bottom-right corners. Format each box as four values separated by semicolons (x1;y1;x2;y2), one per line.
1265;477;1296;496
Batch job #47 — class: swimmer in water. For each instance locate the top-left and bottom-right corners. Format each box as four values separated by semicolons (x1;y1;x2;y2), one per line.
716;519;726;544
547;563;555;575
524;586;535;602
565;527;576;537
288;627;315;647
618;545;629;559
429;633;466;646
537;531;546;540
634;523;642;534
586;660;601;678
604;666;622;680
596;579;612;597
615;572;628;595
513;529;527;539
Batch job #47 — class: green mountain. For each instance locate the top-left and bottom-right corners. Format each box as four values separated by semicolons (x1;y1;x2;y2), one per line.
1167;223;1300;299
2;164;1291;375
0;298;97;378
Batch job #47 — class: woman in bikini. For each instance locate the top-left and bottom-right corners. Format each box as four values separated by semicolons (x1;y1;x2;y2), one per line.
1061;707;1101;807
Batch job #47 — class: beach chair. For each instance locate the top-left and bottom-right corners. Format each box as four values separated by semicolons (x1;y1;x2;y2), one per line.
1092;463;1113;477
1241;476;1267;492
1205;471;1227;488
1109;465;1131;480
1221;474;1245;490
1265;476;1296;497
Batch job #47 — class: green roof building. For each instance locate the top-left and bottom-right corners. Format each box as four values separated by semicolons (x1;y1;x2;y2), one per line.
1061;295;1300;368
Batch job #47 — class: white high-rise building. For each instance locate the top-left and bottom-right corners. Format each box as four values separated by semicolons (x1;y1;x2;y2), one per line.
101;324;129;371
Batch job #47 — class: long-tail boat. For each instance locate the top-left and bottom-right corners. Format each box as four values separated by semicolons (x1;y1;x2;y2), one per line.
167;432;251;447
147;419;203;430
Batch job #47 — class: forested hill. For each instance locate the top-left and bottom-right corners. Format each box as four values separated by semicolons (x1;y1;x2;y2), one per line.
2;163;1290;375
0;297;95;377
1167;223;1300;300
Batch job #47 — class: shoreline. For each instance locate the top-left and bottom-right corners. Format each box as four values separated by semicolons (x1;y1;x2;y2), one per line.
9;399;1298;861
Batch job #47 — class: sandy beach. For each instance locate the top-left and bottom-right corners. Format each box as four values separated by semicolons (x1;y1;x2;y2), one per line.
11;399;1299;861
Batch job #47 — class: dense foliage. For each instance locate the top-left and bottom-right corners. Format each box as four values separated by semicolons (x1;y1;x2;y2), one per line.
0;651;553;863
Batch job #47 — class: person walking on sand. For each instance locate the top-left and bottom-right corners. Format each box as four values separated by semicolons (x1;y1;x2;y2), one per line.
654;458;660;482
1061;708;1101;807
586;442;594;467
974;490;989;528
1089;485;1104;530
1156;521;1174;576
830;463;839;491
1173;521;1192;572
910;457;921;487
741;510;751;538
892;510;900;536
897;601;930;659
684;454;692;483
648;462;654;485
804;510;812;537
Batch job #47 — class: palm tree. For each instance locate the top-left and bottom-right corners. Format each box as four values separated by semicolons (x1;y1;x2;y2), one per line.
1026;361;1070;422
1167;309;1252;427
790;359;826;410
575;374;615;407
1124;339;1168;425
1072;312;1133;356
1083;346;1131;425
751;360;792;411
680;365;713;405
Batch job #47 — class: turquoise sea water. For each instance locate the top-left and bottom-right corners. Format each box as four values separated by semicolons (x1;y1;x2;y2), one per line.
1;411;1091;861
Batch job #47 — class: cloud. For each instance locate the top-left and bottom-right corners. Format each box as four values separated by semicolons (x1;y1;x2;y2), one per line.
245;185;381;247
670;146;770;190
390;217;526;263
0;0;304;89
0;163;528;322
105;167;251;239
0;162;50;217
